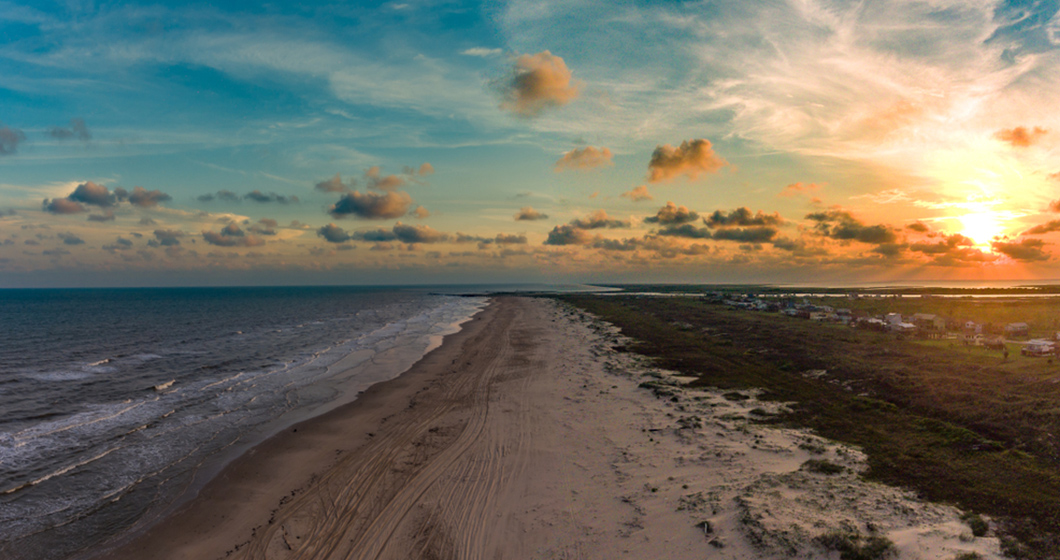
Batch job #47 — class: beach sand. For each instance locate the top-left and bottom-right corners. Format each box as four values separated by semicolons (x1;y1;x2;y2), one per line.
95;296;1004;560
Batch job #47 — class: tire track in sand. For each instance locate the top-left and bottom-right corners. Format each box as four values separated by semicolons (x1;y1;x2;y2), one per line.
229;298;531;560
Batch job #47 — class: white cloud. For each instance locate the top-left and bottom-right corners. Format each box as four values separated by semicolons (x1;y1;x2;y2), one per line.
461;47;503;57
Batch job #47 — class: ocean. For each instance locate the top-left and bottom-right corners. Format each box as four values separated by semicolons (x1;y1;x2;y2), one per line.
0;286;488;560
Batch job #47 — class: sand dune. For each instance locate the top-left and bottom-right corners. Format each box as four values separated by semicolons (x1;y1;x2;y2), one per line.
96;297;1004;560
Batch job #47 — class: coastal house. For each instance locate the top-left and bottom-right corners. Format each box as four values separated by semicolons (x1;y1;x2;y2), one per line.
964;321;984;334
1005;322;1030;338
885;313;903;326
911;313;947;331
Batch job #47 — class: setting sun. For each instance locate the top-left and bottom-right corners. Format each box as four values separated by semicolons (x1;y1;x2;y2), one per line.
959;211;1007;247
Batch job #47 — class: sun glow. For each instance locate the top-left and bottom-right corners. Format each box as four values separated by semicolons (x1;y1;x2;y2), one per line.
959;212;1005;247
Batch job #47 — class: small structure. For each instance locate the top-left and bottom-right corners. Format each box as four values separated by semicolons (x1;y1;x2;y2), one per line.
1022;339;1056;357
885;313;903;326
964;321;984;334
912;313;947;331
1005;322;1030;339
891;321;917;334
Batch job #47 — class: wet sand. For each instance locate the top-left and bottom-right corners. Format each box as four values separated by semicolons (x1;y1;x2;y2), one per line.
94;296;1003;560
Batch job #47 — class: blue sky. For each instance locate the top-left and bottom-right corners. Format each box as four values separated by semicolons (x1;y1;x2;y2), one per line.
3;0;1060;286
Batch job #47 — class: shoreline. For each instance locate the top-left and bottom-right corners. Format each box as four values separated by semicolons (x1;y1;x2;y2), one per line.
90;297;498;560
91;296;1003;559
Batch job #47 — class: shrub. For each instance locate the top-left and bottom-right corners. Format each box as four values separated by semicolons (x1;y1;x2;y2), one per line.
802;459;845;475
815;530;897;560
961;512;989;537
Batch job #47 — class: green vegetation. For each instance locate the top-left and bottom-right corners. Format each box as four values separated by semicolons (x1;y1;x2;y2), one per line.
802;459;845;475
559;294;1060;559
814;530;897;560
961;512;989;537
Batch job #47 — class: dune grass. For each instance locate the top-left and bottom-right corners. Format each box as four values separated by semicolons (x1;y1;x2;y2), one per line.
559;294;1060;559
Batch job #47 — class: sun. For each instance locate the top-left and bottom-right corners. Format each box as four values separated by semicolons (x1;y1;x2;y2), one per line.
959;212;1005;247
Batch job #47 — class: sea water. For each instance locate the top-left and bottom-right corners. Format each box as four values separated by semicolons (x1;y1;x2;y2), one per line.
0;286;487;560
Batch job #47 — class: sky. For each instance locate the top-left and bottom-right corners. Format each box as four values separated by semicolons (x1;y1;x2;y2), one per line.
3;0;1060;287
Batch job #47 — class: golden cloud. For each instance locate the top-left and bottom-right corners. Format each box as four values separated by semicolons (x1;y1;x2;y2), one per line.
500;51;580;117
554;146;613;171
994;126;1048;148
647;139;727;183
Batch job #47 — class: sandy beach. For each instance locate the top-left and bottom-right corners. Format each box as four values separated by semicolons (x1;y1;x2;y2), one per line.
94;296;1004;560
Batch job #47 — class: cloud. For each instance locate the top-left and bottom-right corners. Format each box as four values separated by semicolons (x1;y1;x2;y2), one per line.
49;118;91;141
244;190;299;204
411;206;431;219
909;234;974;254
647;139;727;183
68;181;116;207
317;223;351;243
621;185;653;202
364;166;407;191
705;207;783;228
126;186;172;208
805;209;898;244
1024;220;1060;235
570;209;630;229
58;232;84;245
461;47;503;57
328;190;413;219
992;238;1050;262
500;51;580;117
0;124;26;155
906;221;931;233
657;224;713;239
202;224;265;247
197;190;241;203
103;236;134;252
554;146;613;171
249;218;277;235
153;229;185;246
349;222;449;244
315;173;351;193
492;233;527;245
644;201;699;225
514;206;549;221
416;163;434;176
994;126;1048;148
779;182;821;197
43;198;86;214
392;222;448;243
711;227;779;243
88;210;115;222
544;224;594;245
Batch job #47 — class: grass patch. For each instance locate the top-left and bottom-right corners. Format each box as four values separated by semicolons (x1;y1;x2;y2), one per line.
559;294;1060;559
